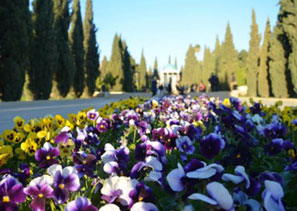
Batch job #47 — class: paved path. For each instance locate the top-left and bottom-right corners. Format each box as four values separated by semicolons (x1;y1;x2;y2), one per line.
0;92;152;133
0;92;296;133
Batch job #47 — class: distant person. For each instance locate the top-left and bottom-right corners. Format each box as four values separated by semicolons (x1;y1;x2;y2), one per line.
230;72;237;91
190;84;195;93
167;80;172;95
209;73;219;91
199;81;206;92
158;83;164;96
151;77;157;96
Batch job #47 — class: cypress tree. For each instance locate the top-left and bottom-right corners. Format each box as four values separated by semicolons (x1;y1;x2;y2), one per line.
29;0;56;100
202;46;215;85
138;51;147;91
279;0;297;95
247;9;261;97
0;0;31;101
220;23;239;89
168;55;171;64
153;57;159;79
122;40;134;92
83;0;100;96
69;0;84;98
53;0;75;97
108;34;123;91
258;18;271;97
174;57;178;68
181;44;199;86
269;26;289;98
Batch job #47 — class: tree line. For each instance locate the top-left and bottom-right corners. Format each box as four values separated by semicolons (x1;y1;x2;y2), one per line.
1;0;296;101
0;0;99;101
181;0;297;98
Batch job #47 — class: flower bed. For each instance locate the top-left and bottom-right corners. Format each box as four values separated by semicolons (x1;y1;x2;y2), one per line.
0;95;297;210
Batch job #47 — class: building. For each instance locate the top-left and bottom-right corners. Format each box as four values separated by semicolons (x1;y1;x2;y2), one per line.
159;64;180;94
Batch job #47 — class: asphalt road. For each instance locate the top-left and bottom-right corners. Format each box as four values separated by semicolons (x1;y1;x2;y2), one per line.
0;97;121;133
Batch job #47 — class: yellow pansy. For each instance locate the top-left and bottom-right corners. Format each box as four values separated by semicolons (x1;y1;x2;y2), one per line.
76;111;86;125
3;130;17;143
14;132;25;144
222;98;231;107
40;117;53;131
58;139;75;158
0;145;13;167
13;116;25;130
65;120;74;130
152;100;158;108
55;115;66;128
21;137;38;156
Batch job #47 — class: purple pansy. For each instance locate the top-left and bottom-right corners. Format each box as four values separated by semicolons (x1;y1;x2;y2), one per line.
87;109;99;121
262;180;285;211
73;152;97;178
65;197;98;211
0;175;26;211
188;182;234;211
24;175;53;211
258;172;284;186
35;143;60;169
222;165;250;189
129;182;154;208
264;138;284;155
47;164;80;204
96;118;109;133
233;190;260;211
199;133;225;159
176;136;195;155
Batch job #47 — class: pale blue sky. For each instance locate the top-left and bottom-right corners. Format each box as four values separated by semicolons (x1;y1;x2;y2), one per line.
32;0;280;70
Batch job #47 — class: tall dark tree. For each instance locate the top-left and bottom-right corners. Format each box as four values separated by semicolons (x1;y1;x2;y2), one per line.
269;26;289;98
69;0;84;97
153;57;159;79
138;51;147;91
122;40;134;92
168;55;171;64
174;57;178;68
107;34;123;91
83;0;100;96
29;0;56;100
0;0;31;101
53;0;75;97
219;23;239;89
279;0;297;95
247;9;261;96
258;18;271;97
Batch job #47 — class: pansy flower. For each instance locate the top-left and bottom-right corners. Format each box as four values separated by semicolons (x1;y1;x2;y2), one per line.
65;197;98;211
72;152;97;178
0;175;26;210
199;132;225;160
21;137;38;156
96;118;109;133
54;115;66;128
87;109;99;121
24;175;53;211
129;182;154;208
3;130;17;143
131;202;159;211
262;180;285;211
13;116;25;130
55;132;75;158
188;182;233;211
47;164;80;204
101;176;138;206
35;142;60;168
0;145;13;167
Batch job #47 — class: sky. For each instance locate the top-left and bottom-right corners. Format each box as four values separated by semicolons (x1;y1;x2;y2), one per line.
32;0;280;70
